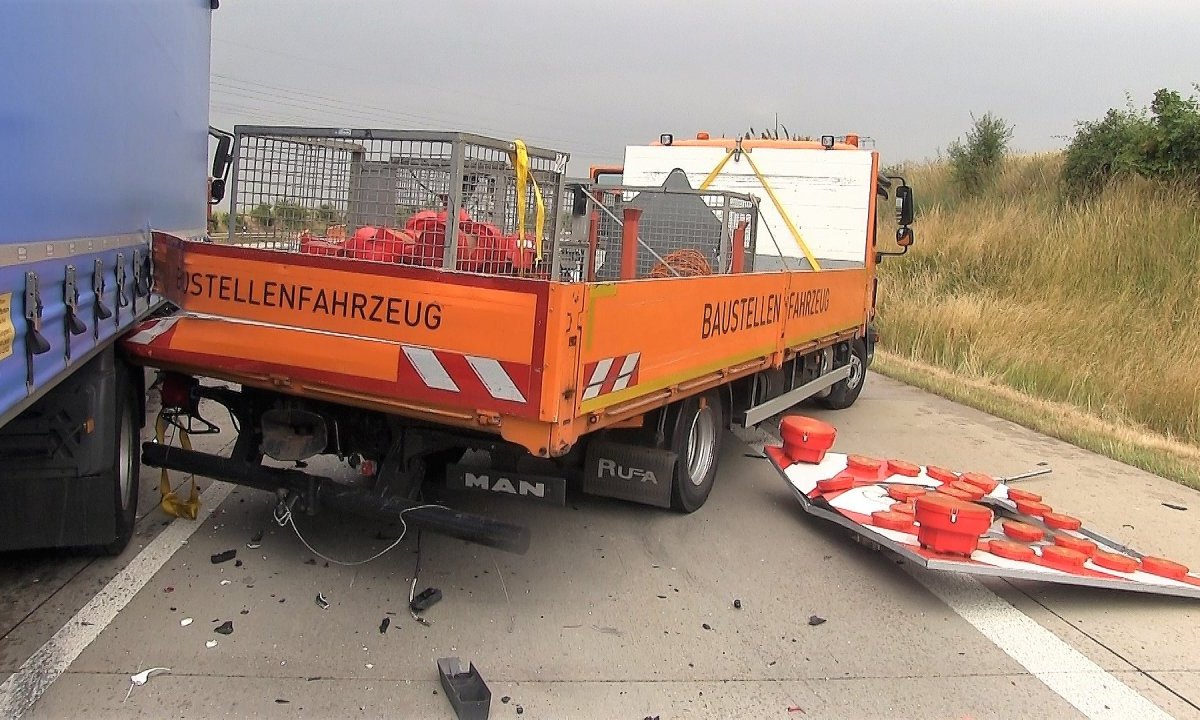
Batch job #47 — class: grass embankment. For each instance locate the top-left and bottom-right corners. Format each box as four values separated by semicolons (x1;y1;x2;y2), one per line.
874;154;1200;489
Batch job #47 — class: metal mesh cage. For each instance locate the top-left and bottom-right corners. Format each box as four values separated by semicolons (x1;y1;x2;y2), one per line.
223;127;568;278
566;171;759;281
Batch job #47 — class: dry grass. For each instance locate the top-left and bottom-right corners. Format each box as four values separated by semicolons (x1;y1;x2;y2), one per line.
875;153;1200;483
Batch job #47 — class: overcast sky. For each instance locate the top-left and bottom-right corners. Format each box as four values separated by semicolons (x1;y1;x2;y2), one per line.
210;0;1200;173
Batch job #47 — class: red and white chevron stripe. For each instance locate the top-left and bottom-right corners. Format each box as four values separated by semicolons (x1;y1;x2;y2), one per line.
399;345;527;404
581;352;641;401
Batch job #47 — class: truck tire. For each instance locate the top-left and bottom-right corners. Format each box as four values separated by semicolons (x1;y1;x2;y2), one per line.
819;339;868;410
668;390;724;513
100;366;140;555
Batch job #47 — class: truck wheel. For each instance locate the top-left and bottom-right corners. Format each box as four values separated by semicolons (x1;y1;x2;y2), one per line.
819;339;868;410
101;368;140;555
668;390;724;513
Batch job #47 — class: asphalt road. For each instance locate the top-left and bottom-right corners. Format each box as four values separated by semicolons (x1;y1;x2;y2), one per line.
2;374;1199;719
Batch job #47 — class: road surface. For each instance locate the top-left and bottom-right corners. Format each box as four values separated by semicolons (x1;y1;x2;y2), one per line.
2;375;1198;719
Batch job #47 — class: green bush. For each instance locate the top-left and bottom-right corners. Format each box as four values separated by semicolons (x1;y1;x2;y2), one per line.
947;112;1014;196
1063;87;1200;197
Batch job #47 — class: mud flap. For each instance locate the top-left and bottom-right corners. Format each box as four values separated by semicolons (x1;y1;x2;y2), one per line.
583;440;676;508
446;463;567;506
766;446;1200;599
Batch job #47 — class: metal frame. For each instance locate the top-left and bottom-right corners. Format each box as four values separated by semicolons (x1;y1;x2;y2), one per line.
223;126;571;279
741;364;851;427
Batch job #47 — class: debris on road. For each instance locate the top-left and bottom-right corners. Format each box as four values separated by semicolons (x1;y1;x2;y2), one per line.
215;621;234;635
787;706;806;714
1163;502;1188;511
247;531;263;549
210;549;237;564
130;667;170;686
702;623;712;630
733;599;742;609
379;617;390;634
180;618;193;627
437;657;491;720
315;592;330;610
235;559;244;567
219;580;231;586
501;696;510;704
410;587;442;613
768;416;1200;599
275;699;290;704
807;615;826;626
163;586;174;593
205;640;218;648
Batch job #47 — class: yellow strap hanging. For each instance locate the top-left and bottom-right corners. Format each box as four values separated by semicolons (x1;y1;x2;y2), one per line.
742;152;822;271
155;413;200;520
510;140;546;261
699;149;736;191
694;144;823;271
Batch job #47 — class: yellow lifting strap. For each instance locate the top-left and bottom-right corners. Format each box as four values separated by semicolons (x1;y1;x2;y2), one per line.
697;147;823;271
155;413;200;520
510;139;546;261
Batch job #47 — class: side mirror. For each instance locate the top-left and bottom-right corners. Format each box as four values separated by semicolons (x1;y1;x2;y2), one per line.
208;126;234;204
895;185;915;227
896;226;914;248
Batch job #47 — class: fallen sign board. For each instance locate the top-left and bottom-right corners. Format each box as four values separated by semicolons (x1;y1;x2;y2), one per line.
764;417;1200;599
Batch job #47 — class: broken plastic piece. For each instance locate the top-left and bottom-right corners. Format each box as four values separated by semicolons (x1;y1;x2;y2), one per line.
211;549;237;564
130;667;170;686
437;657;491;720
410;587;443;613
214;621;233;635
379;617;390;634
315;592;330;610
807;615;826;626
205;640;217;648
180;617;193;627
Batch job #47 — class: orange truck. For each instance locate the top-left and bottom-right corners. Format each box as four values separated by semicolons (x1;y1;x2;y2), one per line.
126;127;915;553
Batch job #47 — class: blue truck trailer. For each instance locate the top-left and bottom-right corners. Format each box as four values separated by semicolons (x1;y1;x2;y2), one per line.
0;0;217;553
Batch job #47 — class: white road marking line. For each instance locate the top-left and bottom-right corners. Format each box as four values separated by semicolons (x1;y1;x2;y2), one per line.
909;569;1174;720
402;346;459;392
0;480;235;720
466;356;525;403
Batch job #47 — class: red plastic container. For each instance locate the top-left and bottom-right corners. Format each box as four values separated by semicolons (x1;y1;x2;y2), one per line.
961;472;999;494
938;485;976;501
926;466;958;484
871;510;915;532
1041;545;1087;571
1014;498;1052;517
299;238;344;257
887;484;927;502
986;539;1037;561
949;480;986;501
846;455;883;477
886;459;921;477
1140;556;1190;580
816;474;854;494
779;416;837;464
1092;550;1139;573
1006;488;1043;503
1053;533;1096;557
1042;512;1081;531
1001;519;1044;543
914;494;993;556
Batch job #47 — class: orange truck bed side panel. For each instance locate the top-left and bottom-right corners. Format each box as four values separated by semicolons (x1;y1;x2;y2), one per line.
152;237;553;422
576;269;870;416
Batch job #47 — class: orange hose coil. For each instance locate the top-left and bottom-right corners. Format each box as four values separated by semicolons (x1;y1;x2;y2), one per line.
649;249;714;278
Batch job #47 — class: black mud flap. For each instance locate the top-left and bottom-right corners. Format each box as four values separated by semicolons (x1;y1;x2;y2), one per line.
446;463;567;506
583;440;676;508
